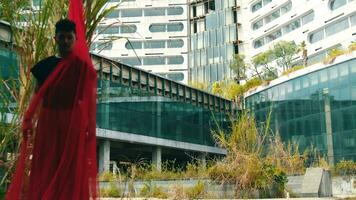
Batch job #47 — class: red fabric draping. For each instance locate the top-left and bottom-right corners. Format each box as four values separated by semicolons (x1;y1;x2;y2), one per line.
5;0;98;199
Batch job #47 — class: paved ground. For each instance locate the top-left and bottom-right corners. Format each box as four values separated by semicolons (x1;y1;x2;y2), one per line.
101;198;349;200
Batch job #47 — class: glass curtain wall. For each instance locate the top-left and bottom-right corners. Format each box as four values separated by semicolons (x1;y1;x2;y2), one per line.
189;0;238;83
245;58;356;162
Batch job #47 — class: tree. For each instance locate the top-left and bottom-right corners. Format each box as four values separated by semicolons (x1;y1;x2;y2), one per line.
230;54;247;84
252;50;277;80
271;41;298;71
297;41;308;67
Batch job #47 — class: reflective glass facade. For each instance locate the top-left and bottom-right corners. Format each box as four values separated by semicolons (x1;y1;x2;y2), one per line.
189;0;239;83
245;58;356;162
97;80;230;147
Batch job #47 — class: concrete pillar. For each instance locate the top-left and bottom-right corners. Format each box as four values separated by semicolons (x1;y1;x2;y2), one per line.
152;146;162;172
99;140;110;173
199;153;207;168
323;88;334;166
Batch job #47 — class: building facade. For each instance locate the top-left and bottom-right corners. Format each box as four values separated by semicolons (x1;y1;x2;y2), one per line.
245;54;356;164
91;0;189;83
242;0;355;73
188;0;242;83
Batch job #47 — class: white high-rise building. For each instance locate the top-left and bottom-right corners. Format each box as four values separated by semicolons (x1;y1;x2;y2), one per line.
240;0;355;72
91;0;189;83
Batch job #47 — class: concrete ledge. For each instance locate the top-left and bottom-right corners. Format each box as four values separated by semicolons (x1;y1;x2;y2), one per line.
96;128;227;155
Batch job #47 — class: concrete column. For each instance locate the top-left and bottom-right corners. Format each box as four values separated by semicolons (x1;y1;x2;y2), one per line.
99;140;110;173
152;146;162;172
323;88;334;166
199;153;207;168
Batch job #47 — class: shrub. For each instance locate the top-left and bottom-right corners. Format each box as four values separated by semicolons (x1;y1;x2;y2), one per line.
282;65;305;76
335;160;356;177
185;181;206;199
100;183;121;197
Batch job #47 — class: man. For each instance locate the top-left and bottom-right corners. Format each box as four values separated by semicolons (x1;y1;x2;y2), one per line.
6;16;98;200
31;19;76;92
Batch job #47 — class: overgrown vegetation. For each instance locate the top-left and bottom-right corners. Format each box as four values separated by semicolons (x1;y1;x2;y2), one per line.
0;0;121;192
209;112;288;198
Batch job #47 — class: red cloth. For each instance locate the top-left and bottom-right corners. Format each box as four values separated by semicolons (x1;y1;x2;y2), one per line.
5;0;98;199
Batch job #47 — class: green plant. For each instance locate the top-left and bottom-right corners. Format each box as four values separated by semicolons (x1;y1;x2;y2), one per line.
152;185;168;199
188;81;209;92
209;112;288;198
230;54;247;83
99;171;116;182
282;65;304;76
170;184;185;200
348;42;356;53
297;41;308;67
100;183;121;197
323;48;345;64
271;41;298;71
335;160;356;177
185;181;206;199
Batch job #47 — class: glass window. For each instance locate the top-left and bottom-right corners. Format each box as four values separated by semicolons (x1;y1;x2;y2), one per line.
217;28;223;44
120;25;137;33
33;0;41;6
310;73;318;85
206;13;218;29
121;9;142;17
167;23;184;32
106;10;119;18
283;19;300;34
167;56;184;64
225;10;233;25
204;31;210;47
252;19;263;30
329;0;347;10
280;2;292;15
320;70;328;82
265;29;282;43
309;29;324;43
339;63;349;76
294;79;301;91
325;18;349;37
210;30;217;46
201;49;207;66
351;14;356;26
302;76;309;88
143;57;165;65
167;73;184;81
125;41;142;49
251;1;262;12
254;38;265;48
144;40;165;49
265;10;280;24
144;8;165;16
95;42;113;50
263;0;272;5
329;67;338;79
99;26;120;34
149;24;166;32
167;7;184;15
167;39;184;48
229;25;237;41
302;11;314;25
120;57;141;66
308;51;325;65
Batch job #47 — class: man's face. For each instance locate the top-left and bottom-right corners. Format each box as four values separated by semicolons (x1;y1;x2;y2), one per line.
55;30;76;55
